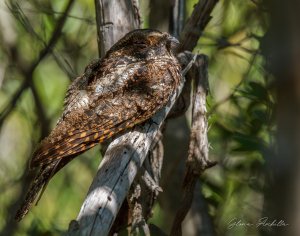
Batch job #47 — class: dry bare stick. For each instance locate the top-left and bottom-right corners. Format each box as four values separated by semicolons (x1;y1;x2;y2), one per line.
95;1;164;234
170;54;217;236
97;0;158;234
126;129;164;235
165;1;219;234
178;0;219;52
170;0;185;38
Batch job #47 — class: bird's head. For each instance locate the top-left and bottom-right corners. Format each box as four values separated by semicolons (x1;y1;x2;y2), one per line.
106;29;180;60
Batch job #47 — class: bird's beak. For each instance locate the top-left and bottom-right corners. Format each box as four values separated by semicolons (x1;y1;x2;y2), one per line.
166;35;180;53
168;35;180;45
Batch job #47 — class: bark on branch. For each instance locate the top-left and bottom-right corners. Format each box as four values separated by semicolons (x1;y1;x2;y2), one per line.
178;0;218;52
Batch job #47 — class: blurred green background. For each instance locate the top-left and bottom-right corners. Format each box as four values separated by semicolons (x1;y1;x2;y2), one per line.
0;0;273;235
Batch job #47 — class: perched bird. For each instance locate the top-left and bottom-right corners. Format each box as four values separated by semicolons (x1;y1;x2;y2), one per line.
15;29;181;221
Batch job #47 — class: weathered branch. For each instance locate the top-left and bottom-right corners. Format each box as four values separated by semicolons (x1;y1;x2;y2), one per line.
95;0;154;234
126;129;164;235
178;0;219;52
94;0;140;156
94;0;140;57
149;0;170;32
164;7;220;232
170;54;216;236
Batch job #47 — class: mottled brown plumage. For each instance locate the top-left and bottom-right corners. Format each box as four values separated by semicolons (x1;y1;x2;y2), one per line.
15;29;181;221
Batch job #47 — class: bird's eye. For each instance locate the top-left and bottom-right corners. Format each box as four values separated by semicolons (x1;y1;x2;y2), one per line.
133;41;147;47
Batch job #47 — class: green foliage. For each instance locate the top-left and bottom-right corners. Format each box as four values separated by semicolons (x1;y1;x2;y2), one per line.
0;0;273;235
186;1;273;235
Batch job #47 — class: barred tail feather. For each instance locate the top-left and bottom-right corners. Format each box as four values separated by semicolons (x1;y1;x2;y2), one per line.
30;125;131;168
15;115;141;221
15;162;57;221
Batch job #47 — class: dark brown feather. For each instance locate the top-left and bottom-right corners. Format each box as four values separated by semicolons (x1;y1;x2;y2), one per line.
15;29;181;221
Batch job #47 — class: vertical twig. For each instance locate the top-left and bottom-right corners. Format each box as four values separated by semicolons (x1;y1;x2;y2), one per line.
149;0;170;32
169;0;185;38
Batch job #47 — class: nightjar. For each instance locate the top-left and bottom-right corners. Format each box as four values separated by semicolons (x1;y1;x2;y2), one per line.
15;29;181;221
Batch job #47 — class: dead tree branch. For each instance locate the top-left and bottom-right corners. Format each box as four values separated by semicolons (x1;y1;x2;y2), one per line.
95;1;162;234
94;0;140;57
170;54;216;236
178;0;218;52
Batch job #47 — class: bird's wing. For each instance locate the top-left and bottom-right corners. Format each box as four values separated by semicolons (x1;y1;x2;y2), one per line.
61;56;138;119
30;58;181;168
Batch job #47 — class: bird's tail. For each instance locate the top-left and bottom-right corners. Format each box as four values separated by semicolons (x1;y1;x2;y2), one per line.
14;130;102;221
14;123;133;221
14;157;71;221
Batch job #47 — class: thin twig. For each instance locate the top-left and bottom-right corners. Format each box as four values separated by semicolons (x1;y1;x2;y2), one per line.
169;0;219;117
